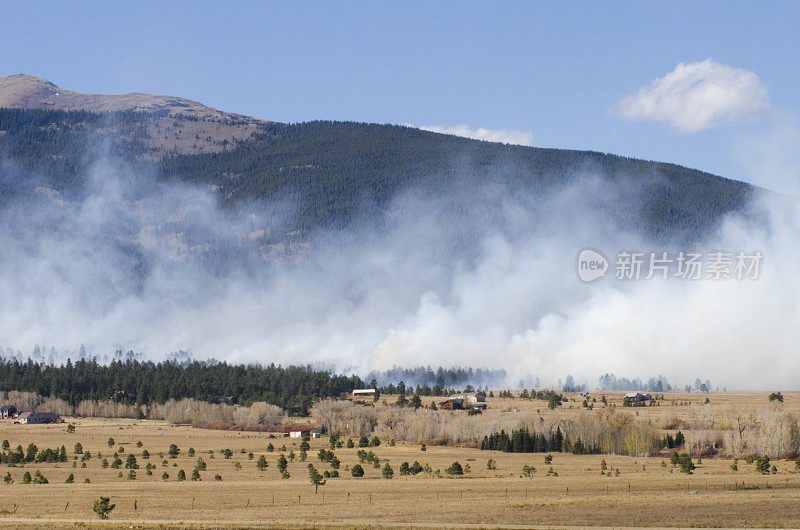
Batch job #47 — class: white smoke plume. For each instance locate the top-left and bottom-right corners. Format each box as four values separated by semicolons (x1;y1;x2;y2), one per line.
0;144;797;390
418;124;534;146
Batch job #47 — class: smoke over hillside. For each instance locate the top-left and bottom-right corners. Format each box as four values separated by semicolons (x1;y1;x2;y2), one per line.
0;142;796;390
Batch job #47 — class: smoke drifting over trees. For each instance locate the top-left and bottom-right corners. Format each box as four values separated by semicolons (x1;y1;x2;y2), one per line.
0;120;797;390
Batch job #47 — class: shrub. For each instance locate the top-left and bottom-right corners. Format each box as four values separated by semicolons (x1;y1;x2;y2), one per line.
756;456;771;474
346;438;354;448
370;436;381;447
74;443;83;454
177;470;186;481
267;443;274;452
522;464;535;477
32;470;48;484
671;453;695;474
358;436;369;447
382;462;394;479
195;458;207;471
257;455;268;470
107;438;115;448
214;474;223;481
187;448;195;457
136;441;143;448
168;444;180;458
127;470;136;480
22;471;31;484
191;469;201;481
769;392;784;403
142;450;150;459
446;461;463;475
351;464;365;477
3;472;12;484
125;454;138;469
161;472;169;481
93;496;115;519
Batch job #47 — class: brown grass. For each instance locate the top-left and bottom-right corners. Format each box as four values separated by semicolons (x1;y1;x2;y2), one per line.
0;395;799;528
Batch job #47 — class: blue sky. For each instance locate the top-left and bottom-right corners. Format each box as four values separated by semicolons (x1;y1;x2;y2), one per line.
2;1;799;189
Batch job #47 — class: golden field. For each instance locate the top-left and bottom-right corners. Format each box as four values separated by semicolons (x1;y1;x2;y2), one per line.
0;392;798;528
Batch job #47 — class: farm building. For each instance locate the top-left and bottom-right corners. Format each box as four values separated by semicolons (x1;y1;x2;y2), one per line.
452;393;486;404
282;426;320;438
624;392;652;403
15;411;63;424
0;405;17;419
352;388;376;400
438;398;464;410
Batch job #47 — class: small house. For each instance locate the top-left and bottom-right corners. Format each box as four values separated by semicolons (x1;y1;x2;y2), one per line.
283;426;320;438
15;411;62;424
0;405;17;419
438;398;464;411
624;392;652;404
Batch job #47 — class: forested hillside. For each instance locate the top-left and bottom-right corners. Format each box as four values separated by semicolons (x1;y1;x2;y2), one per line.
0;108;754;243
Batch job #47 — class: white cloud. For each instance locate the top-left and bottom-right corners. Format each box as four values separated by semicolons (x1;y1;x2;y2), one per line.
615;59;769;133
418;124;534;146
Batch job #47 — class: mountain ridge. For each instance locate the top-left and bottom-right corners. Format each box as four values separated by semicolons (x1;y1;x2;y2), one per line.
0;75;757;245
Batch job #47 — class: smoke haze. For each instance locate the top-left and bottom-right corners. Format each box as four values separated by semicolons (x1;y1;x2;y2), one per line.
0;143;797;390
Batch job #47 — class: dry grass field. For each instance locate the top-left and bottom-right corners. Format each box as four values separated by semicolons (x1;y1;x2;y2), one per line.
0;393;799;528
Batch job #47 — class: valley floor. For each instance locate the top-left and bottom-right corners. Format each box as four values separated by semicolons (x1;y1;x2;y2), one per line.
0;416;798;528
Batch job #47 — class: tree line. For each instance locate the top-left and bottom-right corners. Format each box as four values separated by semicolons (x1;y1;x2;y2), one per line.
0;357;364;416
480;427;602;455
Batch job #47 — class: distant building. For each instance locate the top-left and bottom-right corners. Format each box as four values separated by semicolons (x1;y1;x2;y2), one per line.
0;405;17;419
438;398;464;411
282;426;320;438
453;394;485;404
352;389;376;399
15;411;62;424
624;392;652;403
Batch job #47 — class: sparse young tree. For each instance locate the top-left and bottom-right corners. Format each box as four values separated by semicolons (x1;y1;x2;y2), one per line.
308;464;325;493
93;496;115;519
446;461;463;475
